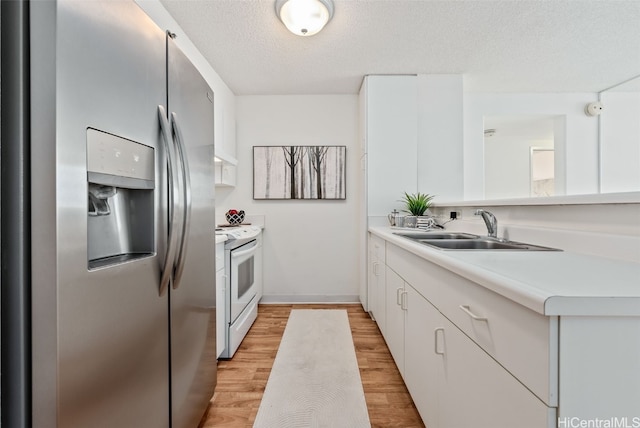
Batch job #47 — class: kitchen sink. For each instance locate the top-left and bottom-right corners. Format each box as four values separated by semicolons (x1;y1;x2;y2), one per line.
422;239;560;251
395;232;561;251
393;232;479;240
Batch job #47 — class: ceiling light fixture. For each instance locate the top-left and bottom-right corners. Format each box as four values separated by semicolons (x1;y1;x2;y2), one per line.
275;0;334;37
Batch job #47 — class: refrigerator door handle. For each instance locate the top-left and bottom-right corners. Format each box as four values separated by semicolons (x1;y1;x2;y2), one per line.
170;112;192;289
158;105;181;296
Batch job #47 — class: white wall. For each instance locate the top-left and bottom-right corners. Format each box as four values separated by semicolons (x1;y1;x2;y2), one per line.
464;93;599;200
218;95;360;302
600;91;640;193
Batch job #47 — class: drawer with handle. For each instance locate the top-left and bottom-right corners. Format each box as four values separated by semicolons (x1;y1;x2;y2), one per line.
386;241;558;407
428;261;557;407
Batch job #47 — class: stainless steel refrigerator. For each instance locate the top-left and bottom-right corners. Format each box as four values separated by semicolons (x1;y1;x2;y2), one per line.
1;1;217;427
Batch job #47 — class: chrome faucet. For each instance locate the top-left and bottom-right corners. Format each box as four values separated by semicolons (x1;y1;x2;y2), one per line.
474;209;497;238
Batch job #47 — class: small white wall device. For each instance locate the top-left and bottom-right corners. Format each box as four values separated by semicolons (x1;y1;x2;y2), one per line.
584;101;604;117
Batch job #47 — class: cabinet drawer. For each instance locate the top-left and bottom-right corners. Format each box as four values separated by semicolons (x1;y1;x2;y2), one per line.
431;263;557;407
386;243;438;300
369;233;385;262
437;308;556;428
386;242;558;407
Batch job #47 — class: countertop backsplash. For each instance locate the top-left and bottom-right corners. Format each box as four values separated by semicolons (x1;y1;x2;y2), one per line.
370;201;640;263
434;203;639;263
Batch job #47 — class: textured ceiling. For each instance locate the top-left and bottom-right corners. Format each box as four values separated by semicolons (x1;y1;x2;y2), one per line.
159;0;640;95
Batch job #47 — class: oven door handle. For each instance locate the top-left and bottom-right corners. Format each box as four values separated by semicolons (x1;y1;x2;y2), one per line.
230;241;258;258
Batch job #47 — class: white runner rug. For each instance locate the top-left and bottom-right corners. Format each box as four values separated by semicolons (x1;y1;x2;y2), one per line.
253;309;371;428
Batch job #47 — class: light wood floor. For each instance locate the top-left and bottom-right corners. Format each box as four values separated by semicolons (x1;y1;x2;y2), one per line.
198;304;425;428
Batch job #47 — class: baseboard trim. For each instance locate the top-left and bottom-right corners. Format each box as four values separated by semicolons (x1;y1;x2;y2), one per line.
259;295;361;304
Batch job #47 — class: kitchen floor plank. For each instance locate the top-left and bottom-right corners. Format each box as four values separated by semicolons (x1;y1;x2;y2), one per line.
199;304;424;428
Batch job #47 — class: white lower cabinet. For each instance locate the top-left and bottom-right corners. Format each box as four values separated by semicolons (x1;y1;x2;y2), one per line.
372;233;640;426
404;284;553;428
368;233;386;335
436;305;553;428
404;284;440;427
384;267;405;377
215;242;226;359
379;240;556;428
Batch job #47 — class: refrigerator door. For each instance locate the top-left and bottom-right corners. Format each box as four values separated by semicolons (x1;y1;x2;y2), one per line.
167;37;217;428
30;1;170;427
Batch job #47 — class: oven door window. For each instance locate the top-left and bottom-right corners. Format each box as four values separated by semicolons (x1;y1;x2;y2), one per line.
237;257;254;299
229;240;258;324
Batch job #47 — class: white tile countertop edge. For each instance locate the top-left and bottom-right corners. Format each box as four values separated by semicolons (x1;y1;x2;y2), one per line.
369;226;640;317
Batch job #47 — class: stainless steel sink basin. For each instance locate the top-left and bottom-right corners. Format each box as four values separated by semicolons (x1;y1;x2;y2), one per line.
422;239;560;251
393;232;479;240
395;232;561;251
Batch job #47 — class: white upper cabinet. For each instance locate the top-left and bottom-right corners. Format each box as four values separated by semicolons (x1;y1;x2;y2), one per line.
359;75;418;310
214;100;238;187
360;75;418;216
214;157;237;187
359;74;463;311
416;75;464;201
359;74;465;213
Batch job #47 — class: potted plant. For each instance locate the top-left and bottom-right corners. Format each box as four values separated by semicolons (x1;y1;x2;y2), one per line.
401;192;435;216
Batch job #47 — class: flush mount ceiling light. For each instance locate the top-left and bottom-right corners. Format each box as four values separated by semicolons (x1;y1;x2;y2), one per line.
275;0;334;36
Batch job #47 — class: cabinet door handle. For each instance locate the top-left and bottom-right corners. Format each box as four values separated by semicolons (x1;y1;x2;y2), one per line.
373;261;379;276
396;287;403;306
401;290;408;311
434;328;445;355
459;305;488;321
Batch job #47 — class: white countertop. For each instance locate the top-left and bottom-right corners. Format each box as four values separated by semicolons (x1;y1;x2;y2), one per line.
370;226;640;316
215;223;264;244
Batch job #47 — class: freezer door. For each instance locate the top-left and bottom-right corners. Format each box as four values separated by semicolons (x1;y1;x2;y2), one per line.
30;1;170;427
167;37;217;428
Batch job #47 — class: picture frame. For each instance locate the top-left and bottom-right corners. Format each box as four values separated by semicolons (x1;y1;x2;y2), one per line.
253;145;346;200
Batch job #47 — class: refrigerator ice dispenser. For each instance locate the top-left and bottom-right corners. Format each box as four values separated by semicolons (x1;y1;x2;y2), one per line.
87;128;155;269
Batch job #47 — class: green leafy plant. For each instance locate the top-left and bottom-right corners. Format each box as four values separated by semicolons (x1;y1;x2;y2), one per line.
401;192;435;216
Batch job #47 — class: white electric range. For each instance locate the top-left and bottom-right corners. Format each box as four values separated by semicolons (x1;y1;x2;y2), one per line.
215;225;262;358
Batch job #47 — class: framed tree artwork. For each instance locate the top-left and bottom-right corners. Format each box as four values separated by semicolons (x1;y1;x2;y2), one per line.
253;146;346;200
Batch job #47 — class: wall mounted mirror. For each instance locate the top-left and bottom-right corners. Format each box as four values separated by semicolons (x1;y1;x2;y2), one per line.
483;115;561;199
468;74;640;202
